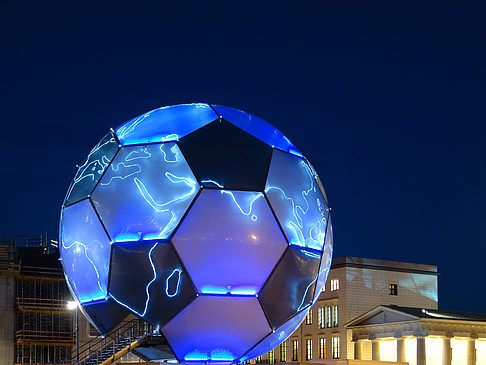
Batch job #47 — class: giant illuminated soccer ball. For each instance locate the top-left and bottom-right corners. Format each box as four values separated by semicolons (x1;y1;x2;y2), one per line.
60;103;333;363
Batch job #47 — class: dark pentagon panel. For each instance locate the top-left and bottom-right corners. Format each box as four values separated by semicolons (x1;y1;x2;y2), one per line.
115;103;219;146
63;131;119;207
259;246;321;329
210;104;302;158
80;298;131;335
109;240;197;329
178;119;272;191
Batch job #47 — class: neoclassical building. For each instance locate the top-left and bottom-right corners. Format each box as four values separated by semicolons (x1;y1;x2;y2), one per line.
346;305;486;365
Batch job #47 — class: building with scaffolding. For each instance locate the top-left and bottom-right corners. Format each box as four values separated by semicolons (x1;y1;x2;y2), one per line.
0;235;74;365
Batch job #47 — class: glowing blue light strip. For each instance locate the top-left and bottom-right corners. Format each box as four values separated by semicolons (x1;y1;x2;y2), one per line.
200;288;257;296
229;289;257;296
201;179;224;188
166;269;182;297
200;288;228;295
220;190;262;221
79;296;107;304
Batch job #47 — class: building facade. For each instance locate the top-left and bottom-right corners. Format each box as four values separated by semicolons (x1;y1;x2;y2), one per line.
253;256;439;363
347;305;486;365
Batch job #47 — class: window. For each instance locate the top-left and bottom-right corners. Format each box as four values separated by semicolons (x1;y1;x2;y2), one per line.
330;279;339;291
305;309;312;325
255;356;262;364
318;307;325;329
319;338;326;359
305;339;312;360
279;342;287;362
292;340;299;361
326;306;332;328
268;349;275;364
332;337;340;359
389;283;398;295
332;305;339;327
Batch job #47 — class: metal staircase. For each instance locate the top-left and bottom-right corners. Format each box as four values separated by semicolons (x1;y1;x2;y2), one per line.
69;319;170;365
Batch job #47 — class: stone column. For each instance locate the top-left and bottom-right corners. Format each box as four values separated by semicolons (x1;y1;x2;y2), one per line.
466;338;476;365
416;337;426;365
397;337;406;363
442;337;451;365
371;339;380;361
354;340;363;360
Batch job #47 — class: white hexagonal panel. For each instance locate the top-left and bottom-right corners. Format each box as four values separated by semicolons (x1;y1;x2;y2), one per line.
162;295;271;362
265;149;329;251
92;142;199;242
172;189;287;295
60;199;111;304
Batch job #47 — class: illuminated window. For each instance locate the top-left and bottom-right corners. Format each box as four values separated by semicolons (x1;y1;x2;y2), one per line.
332;337;340;359
306;339;312;360
319;338;326;359
280;342;287;362
292;340;299;361
389;284;398;295
256;356;262;364
330;279;339;291
326;306;332;328
332;305;339;327
318;307;325;329
268;349;275;364
305;310;312;325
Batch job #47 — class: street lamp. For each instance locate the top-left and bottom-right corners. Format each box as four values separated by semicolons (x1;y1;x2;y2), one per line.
67;300;79;362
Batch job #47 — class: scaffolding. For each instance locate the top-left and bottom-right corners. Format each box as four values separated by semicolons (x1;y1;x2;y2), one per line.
0;236;75;365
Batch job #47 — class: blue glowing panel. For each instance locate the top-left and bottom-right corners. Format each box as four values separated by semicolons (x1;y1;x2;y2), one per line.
115;104;219;146
162;296;271;362
313;216;333;302
211;104;302;157
109;240;196;328
240;309;309;362
259;246;321;329
265;150;329;251
60;199;111;304
64;132;119;207
172;189;287;294
92;143;199;242
307;159;329;204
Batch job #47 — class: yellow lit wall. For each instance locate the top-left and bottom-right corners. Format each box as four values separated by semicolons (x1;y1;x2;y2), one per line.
405;337;417;365
362;340;372;360
379;339;397;362
451;338;467;365
477;339;486;365
425;337;442;365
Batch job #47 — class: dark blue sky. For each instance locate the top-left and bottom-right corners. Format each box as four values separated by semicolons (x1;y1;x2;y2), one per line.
1;2;485;312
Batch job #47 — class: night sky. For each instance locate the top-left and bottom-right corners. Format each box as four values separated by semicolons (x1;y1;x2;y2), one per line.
2;2;485;313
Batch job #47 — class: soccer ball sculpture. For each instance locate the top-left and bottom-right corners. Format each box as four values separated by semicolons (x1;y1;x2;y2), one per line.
60;103;333;363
